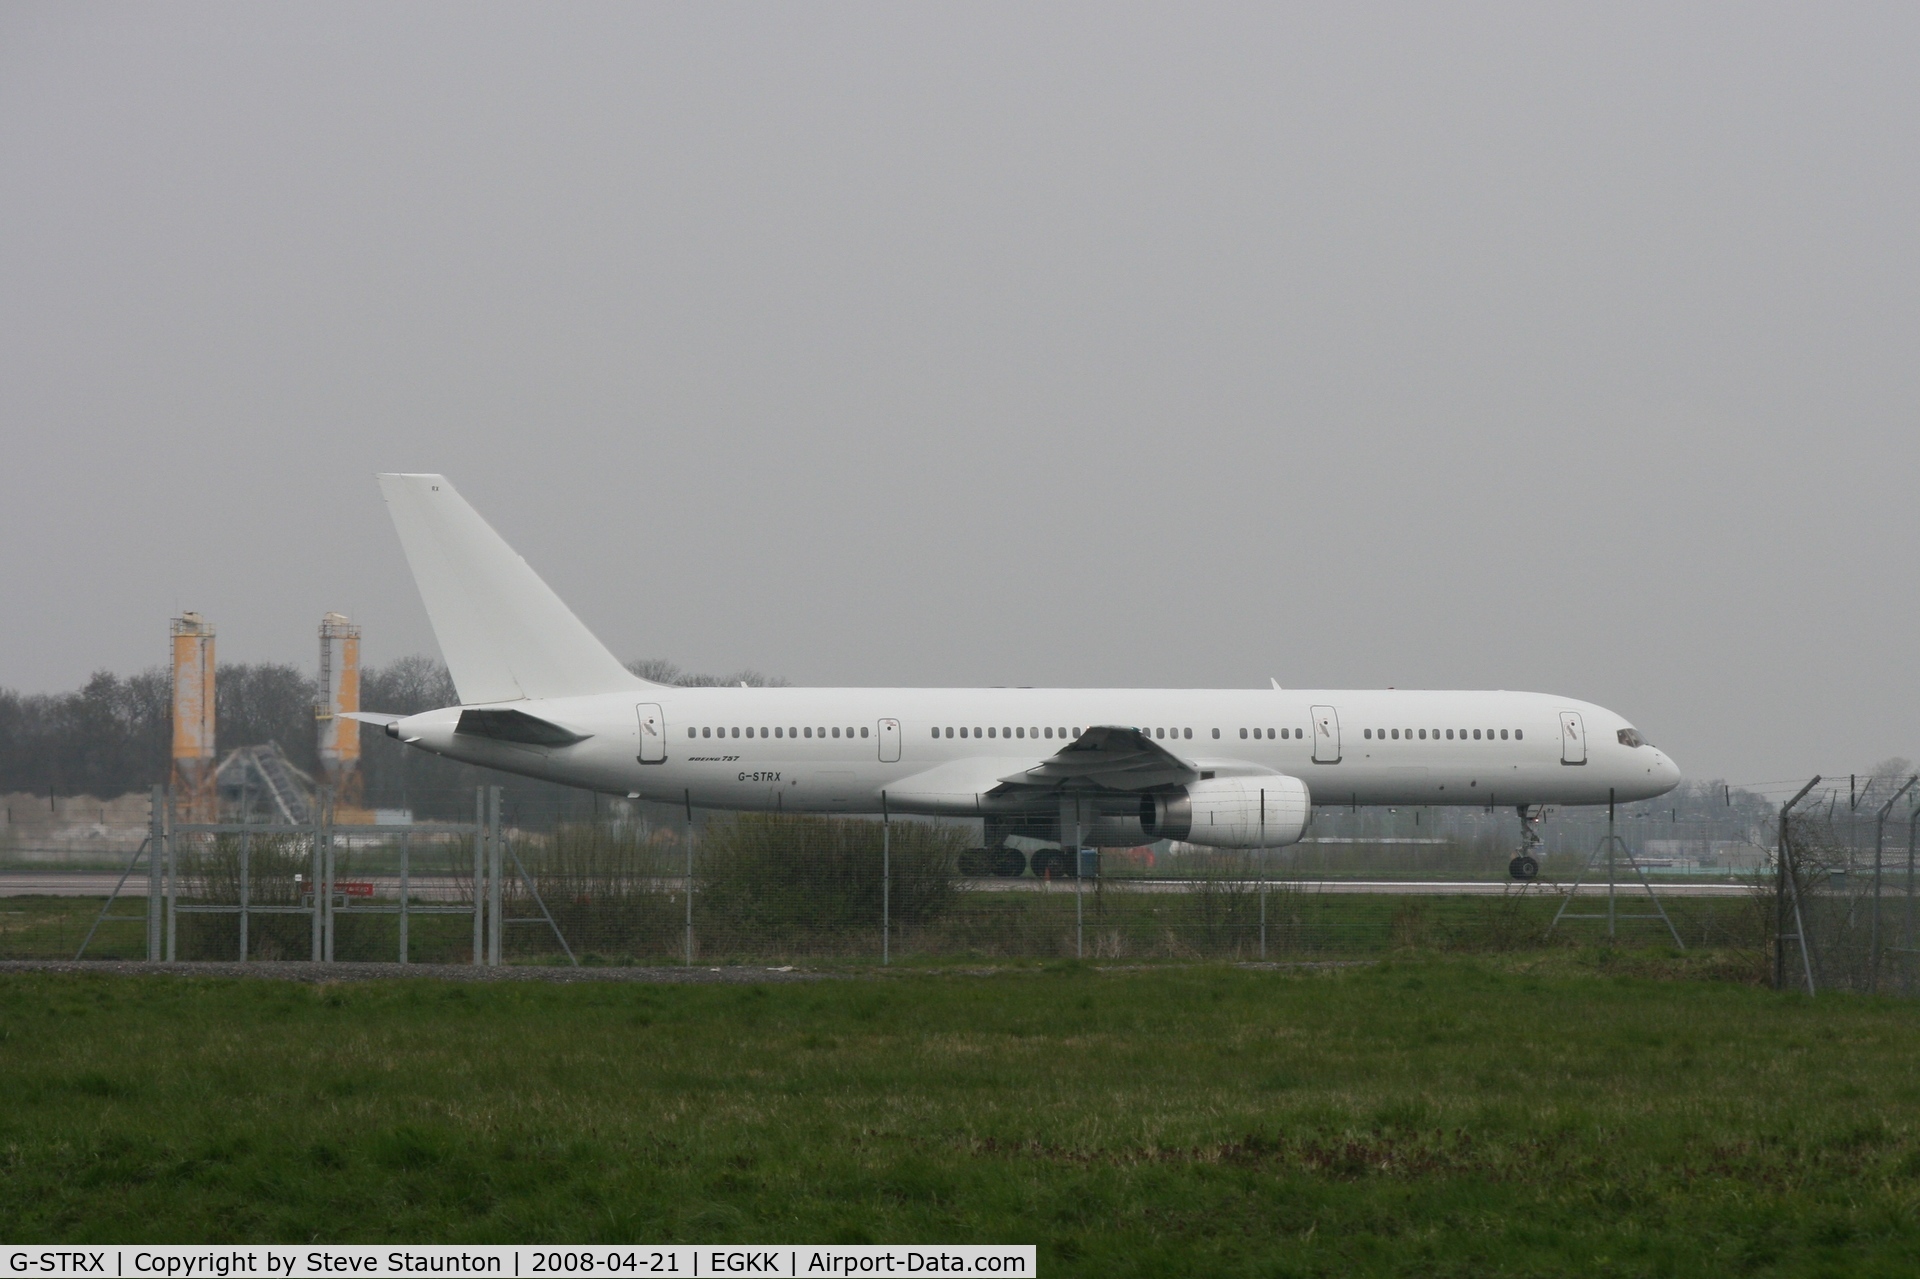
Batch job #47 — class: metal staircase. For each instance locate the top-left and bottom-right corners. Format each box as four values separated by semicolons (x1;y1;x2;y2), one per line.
214;743;316;824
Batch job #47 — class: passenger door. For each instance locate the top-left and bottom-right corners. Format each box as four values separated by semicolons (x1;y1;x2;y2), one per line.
1559;711;1586;765
877;718;901;763
636;703;666;764
1311;705;1341;764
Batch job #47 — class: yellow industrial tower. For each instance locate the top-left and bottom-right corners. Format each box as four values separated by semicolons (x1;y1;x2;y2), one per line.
316;612;365;813
169;613;217;821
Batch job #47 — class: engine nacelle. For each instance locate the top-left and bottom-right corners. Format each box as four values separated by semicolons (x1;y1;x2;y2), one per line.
1139;776;1311;849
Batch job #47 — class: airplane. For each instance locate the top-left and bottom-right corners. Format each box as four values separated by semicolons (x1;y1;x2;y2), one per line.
353;473;1681;881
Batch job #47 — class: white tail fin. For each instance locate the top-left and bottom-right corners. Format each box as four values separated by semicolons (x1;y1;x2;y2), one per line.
376;474;649;703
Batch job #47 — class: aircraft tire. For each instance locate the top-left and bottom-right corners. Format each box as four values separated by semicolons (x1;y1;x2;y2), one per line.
1509;855;1539;881
1028;848;1071;879
991;847;1029;878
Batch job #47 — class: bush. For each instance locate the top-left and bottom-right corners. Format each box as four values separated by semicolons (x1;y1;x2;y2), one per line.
695;814;962;952
529;821;687;960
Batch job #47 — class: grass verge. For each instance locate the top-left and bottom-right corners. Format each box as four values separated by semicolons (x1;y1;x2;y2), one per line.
2;955;1918;1275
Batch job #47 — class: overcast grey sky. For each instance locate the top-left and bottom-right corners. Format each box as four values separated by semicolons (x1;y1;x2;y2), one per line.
2;3;1916;785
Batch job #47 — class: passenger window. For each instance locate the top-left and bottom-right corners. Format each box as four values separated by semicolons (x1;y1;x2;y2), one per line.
987;727;996;738
1183;728;1192;739
832;727;840;738
1364;729;1372;739
1473;730;1481;740
687;728;696;738
1240;728;1249;739
1501;729;1509;740
1445;730;1453;740
861;727;869;738
1515;729;1523;740
1211;728;1220;739
1390;729;1398;740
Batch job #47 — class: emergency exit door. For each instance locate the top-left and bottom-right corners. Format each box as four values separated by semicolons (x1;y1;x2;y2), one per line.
1559;711;1586;765
637;703;666;764
877;718;901;763
1311;705;1341;763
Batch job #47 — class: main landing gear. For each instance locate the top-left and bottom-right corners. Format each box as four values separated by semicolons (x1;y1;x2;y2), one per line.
1508;804;1543;881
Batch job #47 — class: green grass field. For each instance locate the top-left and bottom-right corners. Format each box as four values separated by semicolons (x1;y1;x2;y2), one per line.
2;955;1917;1276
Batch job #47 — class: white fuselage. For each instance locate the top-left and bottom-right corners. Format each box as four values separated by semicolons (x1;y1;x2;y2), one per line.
392;685;1680;825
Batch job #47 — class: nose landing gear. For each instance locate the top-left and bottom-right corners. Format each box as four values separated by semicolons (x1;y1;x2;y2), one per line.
1508;804;1543;880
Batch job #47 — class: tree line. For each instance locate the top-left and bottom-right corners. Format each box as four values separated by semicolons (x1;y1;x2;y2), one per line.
0;658;783;823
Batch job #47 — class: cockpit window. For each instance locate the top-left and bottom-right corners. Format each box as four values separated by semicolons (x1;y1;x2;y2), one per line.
1618;728;1646;748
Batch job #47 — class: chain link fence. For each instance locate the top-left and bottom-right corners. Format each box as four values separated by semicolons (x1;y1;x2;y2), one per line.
0;784;1783;969
1777;776;1920;995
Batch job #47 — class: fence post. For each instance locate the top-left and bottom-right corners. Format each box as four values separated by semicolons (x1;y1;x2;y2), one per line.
399;830;410;964
1871;778;1917;995
165;789;177;962
147;785;164;962
237;778;251;964
882;791;891;967
473;788;486;965
1906;811;1918;996
488;787;504;966
684;789;695;967
322;788;337;964
1062;796;1083;960
1259;788;1267;961
1777;776;1821;992
1607;790;1616;940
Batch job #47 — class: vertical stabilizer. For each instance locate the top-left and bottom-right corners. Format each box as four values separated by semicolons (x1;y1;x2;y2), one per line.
377;474;648;703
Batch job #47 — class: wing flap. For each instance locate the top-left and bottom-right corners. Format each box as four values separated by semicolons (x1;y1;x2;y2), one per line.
998;725;1200;790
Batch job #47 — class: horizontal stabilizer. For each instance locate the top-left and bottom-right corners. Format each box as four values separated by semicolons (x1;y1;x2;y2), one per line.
340;711;403;728
377;474;649;704
456;707;592;747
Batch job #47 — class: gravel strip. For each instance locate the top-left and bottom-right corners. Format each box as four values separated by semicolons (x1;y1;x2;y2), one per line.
0;959;833;984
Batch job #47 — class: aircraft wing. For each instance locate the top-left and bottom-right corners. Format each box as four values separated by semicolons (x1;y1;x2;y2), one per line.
997;725;1200;791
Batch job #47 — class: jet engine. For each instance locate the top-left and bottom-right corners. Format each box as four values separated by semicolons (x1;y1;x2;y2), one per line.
1139;776;1311;848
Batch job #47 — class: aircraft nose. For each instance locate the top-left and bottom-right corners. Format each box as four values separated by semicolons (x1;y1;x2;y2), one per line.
1654;750;1681;792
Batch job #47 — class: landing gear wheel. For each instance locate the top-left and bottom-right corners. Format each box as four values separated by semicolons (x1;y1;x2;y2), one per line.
1509;855;1539;881
991;846;1030;878
1028;848;1070;879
